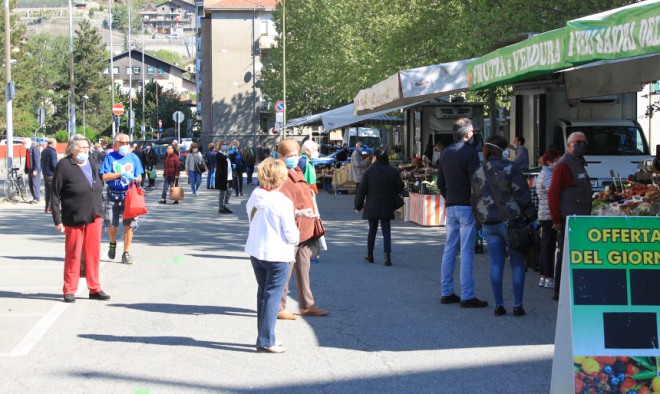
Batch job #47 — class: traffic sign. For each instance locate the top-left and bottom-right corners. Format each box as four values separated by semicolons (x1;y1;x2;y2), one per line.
275;101;285;113
275;112;284;123
173;111;184;124
112;103;124;116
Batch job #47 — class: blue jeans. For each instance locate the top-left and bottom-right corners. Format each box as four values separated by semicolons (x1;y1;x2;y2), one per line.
250;256;290;347
441;206;476;300
206;168;215;188
482;223;526;307
190;170;202;194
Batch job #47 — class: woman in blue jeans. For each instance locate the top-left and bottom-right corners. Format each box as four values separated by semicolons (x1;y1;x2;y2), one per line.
244;158;299;353
185;143;207;197
471;135;536;317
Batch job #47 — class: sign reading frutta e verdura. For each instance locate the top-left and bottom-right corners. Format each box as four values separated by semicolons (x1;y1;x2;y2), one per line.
566;1;660;64
466;28;570;90
567;217;660;394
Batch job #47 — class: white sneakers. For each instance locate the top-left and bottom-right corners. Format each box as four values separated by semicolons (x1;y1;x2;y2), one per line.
539;277;555;288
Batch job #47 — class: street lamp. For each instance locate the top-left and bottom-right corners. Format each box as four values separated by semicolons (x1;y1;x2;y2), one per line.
82;95;88;135
142;15;148;140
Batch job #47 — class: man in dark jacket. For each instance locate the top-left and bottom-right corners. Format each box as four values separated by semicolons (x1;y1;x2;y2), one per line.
548;132;592;301
144;143;159;188
437;118;487;308
41;138;58;213
23;138;41;204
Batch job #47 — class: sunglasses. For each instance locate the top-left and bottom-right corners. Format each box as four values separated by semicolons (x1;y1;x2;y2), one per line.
572;141;588;145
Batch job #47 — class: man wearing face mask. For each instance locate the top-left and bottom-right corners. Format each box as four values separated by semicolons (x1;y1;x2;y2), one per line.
23;138;42;204
100;133;144;265
548;132;592;301
298;140;320;195
276;139;328;320
511;136;530;171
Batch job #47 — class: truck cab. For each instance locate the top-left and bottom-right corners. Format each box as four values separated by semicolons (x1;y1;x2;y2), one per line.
552;119;652;190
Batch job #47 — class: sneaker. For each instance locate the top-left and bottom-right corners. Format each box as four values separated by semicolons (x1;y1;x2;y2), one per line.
219;208;227;214
158;200;166;204
223;207;233;214
460;297;488;308
121;252;133;265
63;294;76;303
494;305;506;316
108;242;117;260
440;293;461;304
193;193;198;197
513;306;526;316
89;291;111;301
544;278;555;289
538;277;546;287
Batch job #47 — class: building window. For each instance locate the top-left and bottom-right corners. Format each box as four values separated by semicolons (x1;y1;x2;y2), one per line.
167;83;174;90
157;67;164;75
260;20;268;36
113;67;119;74
133;67;141;74
126;67;132;74
652;81;660;95
147;67;155;75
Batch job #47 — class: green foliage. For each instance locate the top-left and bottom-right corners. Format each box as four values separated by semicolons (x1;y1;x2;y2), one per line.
261;0;635;120
54;130;68;143
147;50;181;66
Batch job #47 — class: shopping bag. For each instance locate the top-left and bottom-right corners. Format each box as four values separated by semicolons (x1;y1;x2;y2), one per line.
123;185;149;219
170;179;184;201
149;168;157;180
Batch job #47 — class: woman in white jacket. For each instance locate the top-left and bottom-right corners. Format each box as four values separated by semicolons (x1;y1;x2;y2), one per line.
245;158;300;353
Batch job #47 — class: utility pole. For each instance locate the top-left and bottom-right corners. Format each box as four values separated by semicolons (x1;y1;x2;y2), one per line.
128;0;133;138
4;0;13;168
282;0;286;140
109;0;115;138
68;0;76;136
141;17;146;140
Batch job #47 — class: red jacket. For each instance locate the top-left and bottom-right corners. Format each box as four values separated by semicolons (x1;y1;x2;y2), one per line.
279;167;315;243
163;153;181;177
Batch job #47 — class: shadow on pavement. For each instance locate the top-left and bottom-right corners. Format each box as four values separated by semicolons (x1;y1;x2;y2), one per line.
78;334;255;353
0;291;62;301
109;303;255;316
0;255;62;262
65;358;551;393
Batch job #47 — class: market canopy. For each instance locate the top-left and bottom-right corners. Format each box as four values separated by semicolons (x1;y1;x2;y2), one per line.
284;102;406;132
353;59;475;116
467;0;660;91
466;28;570;91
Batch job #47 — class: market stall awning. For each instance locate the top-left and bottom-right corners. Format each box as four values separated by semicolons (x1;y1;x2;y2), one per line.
562;52;660;99
566;0;660;64
466;28;571;91
284;102;410;132
353;59;475;116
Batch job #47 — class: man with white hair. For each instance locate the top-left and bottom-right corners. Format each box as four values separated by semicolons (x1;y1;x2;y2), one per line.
298;140;320;195
23;138;41;204
548;131;592;301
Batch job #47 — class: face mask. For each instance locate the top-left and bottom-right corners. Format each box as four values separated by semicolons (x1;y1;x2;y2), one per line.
118;145;130;156
193;148;198;153
221;145;227;151
573;143;587;157
76;152;88;163
284;156;299;169
311;151;319;159
467;136;474;145
502;149;510;159
146;146;151;150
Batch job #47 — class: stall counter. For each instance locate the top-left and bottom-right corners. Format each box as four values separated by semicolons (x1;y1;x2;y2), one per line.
408;192;447;226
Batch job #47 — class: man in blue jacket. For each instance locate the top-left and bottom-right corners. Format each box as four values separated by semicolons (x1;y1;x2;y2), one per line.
40;139;58;213
23;138;41;204
437;118;488;308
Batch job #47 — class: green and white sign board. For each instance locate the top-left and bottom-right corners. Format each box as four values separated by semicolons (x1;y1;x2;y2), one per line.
566;1;660;64
551;216;660;394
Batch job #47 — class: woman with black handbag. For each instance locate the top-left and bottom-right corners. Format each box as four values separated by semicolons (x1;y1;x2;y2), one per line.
471;135;536;317
355;148;404;266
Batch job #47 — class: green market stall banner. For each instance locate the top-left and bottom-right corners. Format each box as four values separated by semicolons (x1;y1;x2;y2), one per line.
567;0;660;64
563;216;660;394
466;28;570;90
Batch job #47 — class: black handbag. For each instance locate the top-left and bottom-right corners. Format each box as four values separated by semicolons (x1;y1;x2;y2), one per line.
482;164;533;251
393;193;405;210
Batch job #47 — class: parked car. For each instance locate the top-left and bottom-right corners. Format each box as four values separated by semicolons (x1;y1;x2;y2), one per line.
0;137;25;145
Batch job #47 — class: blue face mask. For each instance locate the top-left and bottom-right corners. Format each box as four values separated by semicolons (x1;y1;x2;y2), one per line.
192;148;198;153
118;145;130;156
284;156;299;169
76;152;88;163
502;149;510;159
221;145;227;151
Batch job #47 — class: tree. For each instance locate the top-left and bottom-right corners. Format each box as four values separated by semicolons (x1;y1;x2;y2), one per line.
0;0;27;135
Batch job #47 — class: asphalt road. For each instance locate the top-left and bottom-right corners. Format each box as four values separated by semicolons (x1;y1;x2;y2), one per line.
0;175;557;393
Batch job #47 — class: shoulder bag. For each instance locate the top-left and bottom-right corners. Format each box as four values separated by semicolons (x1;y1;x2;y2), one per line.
194;156;207;174
170;178;184;201
481;164;533;251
